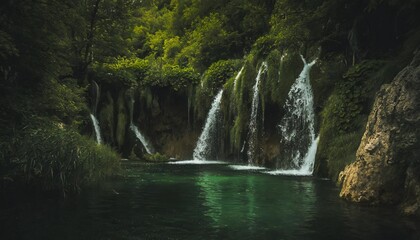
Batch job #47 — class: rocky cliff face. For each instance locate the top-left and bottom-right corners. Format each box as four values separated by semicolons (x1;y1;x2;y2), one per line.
95;85;199;160
339;52;420;215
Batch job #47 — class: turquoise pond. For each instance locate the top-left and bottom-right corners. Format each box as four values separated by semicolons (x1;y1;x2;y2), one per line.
1;162;419;240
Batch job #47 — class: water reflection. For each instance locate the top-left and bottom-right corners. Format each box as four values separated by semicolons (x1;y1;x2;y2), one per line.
196;173;263;231
196;170;317;237
1;164;419;240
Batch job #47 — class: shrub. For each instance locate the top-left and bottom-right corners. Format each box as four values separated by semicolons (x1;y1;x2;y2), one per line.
94;57;149;88
37;78;87;125
94;57;200;92
252;35;277;59
316;60;386;180
161;65;200;91
194;59;241;122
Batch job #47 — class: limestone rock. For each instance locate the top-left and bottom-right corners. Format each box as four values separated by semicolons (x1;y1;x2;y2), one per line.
339;52;420;215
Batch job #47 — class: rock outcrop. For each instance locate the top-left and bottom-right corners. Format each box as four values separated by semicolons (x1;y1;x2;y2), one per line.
339;52;420;215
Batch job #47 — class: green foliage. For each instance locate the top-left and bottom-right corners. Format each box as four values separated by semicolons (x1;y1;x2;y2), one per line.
333;60;383;131
94;57;199;91
263;50;284;104
259;51;304;111
179;13;240;70
316;60;386;180
252;35;278;59
226;58;257;151
149;65;200;91
202;59;241;93
94;58;149;88
269;0;315;49
311;55;347;112
0;76;87;133
194;59;241;121
230;115;245;152
163;36;182;61
320;130;364;181
135;0;274;71
0;0;139;131
233;58;257;108
37;78;87;125
6;123;120;193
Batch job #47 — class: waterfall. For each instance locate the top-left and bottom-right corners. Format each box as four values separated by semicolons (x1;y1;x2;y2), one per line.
271;55;318;176
130;123;155;154
89;80;102;144
233;66;244;92
128;93;155;154
90;114;102;144
91;80;100;115
247;62;267;165
278;54;286;83
193;90;224;160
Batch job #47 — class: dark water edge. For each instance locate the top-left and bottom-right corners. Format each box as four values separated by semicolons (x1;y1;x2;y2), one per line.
1;162;419;240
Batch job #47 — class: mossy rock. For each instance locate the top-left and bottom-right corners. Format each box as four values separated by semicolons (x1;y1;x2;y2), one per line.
144;153;169;162
99;91;115;144
116;91;127;149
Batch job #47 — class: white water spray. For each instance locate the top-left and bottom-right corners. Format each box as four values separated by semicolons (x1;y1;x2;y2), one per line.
233;66;244;92
90;80;102;144
129;96;155;154
193;90;224;160
90;114;102;144
130;123;155;154
272;55;319;176
247;62;267;165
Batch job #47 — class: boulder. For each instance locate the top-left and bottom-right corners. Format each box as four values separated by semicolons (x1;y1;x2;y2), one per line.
339;52;420;215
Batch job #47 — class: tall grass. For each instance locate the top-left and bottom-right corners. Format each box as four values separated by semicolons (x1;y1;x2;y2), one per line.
8;123;121;194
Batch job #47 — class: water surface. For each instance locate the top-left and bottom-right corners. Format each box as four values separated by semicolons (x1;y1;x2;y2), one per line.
1;163;419;240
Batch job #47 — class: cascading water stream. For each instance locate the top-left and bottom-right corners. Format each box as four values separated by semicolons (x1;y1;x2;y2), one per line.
90;114;102;144
247;62;267;165
129;94;155;154
193;90;224;160
233;66;244;92
130;124;155;154
268;55;318;176
90;81;102;144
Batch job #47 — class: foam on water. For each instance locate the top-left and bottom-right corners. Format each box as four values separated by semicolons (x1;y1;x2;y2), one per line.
229;165;266;171
263;169;312;176
169;160;227;165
